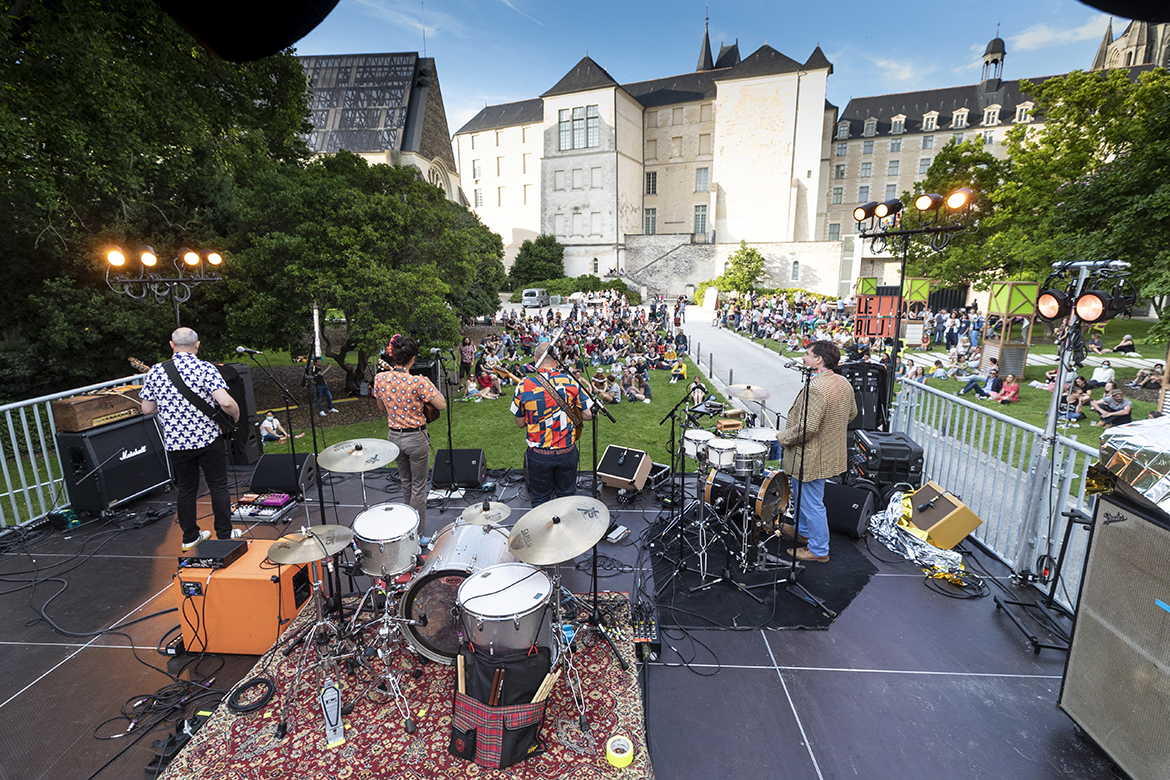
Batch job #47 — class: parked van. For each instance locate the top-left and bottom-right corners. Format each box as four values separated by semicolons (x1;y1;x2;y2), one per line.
522;288;551;308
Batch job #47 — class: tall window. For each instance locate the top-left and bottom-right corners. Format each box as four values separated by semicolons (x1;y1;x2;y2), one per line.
593;258;599;274
472;159;482;179
891;118;904;134
837;123;849;139
831;187;843;205
953;112;967;128
694;205;707;235
572;107;585;148
1015;105;1032;122
834;164;846;179
888;160;900;176
983;108;999;125
644;208;657;235
586;105;599;147
919;158;931;174
791;261;800;281
828;224;840;241
952;133;964;144
864;120;876;136
645;171;657;195
559;109;571;150
885;184;897;200
983;131;994;144
471;135;478;149
863;140;874;154
860;162;872;178
695;168;709;192
474;189;483;207
559;105;599;150
922;135;934;150
858;185;869;203
836;143;847;156
890;138;902;152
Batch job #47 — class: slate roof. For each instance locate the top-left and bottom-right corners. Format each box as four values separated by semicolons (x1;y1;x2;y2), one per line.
541;56;620;98
455;98;544;135
715;42;741;69
697;28;714;71
716;44;802;80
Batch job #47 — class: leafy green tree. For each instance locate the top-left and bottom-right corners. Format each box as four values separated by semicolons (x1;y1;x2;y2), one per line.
723;240;765;293
509;234;565;289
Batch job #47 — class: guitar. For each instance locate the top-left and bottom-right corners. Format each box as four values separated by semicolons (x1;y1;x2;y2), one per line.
377;356;442;424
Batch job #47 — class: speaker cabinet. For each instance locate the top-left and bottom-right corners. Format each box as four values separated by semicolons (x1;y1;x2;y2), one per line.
432;448;486;489
216;362;258;421
905;481;983;549
174;540;311;654
233;416;262;466
598;445;652;491
248;452;317;496
837;362;889;432
824;481;876;538
56;416;172;513
1059;493;1170;780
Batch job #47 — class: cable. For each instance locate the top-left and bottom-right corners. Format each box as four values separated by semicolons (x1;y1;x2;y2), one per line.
226;676;275;713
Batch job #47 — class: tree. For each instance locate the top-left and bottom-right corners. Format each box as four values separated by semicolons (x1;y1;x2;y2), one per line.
723;241;765;293
508;234;565;289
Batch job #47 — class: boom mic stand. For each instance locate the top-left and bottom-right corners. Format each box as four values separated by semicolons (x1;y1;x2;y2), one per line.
653;387;702;598
432;350;457;506
244;353;302;518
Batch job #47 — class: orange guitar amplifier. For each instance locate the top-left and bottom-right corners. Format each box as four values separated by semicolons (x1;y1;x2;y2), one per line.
173;540;312;655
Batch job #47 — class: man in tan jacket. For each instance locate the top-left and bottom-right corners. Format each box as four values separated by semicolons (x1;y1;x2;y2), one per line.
776;341;858;562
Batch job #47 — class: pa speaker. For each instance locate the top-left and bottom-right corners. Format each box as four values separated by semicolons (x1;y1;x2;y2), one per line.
432;449;486;488
1059;493;1170;780
249;452;317;496
837;362;889;431
598;445;652;491
216;362;258;421
56;416;172;512
905;481;983;549
232;416;262;466
824;481;876;538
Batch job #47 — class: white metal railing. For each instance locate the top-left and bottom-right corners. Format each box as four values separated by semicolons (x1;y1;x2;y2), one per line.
1;374;146;527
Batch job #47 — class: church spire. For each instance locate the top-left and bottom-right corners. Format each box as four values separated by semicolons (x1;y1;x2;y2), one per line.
696;10;714;71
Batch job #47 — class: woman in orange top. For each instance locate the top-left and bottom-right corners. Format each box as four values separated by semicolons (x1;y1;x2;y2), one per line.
990;373;1020;404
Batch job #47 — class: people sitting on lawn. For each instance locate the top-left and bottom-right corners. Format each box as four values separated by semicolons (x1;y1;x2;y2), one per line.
1091;389;1133;428
1127;363;1164;390
1085;332;1105;354
670;360;687;383
989;373;1019;404
957;367;1001;398
1057;382;1091;424
929;360;949;380
1104;334;1137;354
1087;360;1115;388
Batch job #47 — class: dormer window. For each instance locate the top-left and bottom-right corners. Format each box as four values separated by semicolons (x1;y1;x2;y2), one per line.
983;106;1000;125
923;113;938;131
864;119;877;137
837;122;850;139
891;116;905;134
1015;103;1034;123
953;110;968;129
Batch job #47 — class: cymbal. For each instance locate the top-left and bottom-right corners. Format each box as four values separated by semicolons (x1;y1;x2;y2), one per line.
318;438;399;473
268;525;355;565
460;501;512;526
727;384;773;402
508;496;609;565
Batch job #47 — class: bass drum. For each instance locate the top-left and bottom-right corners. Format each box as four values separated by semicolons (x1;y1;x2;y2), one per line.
399;522;514;664
704;468;791;533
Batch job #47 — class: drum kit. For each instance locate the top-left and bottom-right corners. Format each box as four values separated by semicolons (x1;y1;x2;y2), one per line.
260;438;610;741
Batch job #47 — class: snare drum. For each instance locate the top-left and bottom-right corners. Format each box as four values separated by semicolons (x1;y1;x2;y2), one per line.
738;427;781;460
733;440;767;476
704;468;791;532
683;429;715;460
457;562;555;658
352;503;420;578
706;439;737;470
399;522;514;664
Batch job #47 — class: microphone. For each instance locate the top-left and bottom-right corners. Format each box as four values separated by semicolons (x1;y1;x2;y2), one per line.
430;347;440;354
236;346;263;355
617;448;627;466
917;496;939;513
783;359;801;368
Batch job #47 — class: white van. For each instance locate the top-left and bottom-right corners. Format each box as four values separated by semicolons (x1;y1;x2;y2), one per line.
522;288;551;308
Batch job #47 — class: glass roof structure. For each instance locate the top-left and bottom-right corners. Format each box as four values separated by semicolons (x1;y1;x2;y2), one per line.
300;53;418;154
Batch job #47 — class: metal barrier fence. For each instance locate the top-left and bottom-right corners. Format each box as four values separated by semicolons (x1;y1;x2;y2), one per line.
1;374;145;527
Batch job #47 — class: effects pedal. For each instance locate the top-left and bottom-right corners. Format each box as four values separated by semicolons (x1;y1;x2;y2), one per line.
631;605;660;662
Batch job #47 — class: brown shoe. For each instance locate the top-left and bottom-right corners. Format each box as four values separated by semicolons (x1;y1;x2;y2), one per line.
787;546;830;563
774;522;809;545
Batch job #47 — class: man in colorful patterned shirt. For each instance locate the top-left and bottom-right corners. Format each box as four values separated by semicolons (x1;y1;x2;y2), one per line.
511;343;593;505
139;328;240;551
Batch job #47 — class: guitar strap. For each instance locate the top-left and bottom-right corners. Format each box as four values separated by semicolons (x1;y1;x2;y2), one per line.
161;360;230;436
534;372;583;432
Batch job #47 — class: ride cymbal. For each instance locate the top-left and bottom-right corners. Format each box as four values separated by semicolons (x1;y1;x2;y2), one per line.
318;438;399;473
726;384;773;401
460;501;513;526
268;525;355;564
508;496;609;565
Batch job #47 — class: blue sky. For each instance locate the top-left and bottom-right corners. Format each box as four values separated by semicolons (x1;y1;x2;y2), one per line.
295;0;1119;132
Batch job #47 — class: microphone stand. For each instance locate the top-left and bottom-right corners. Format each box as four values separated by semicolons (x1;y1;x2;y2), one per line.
244;353;301;513
432;351;457;505
652;387;701;598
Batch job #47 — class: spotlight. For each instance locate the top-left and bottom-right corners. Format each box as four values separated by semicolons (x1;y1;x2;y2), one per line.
139;246;158;267
946;188;974;210
853;201;879;222
107;247;127;267
875;199;903;219
1075;290;1111;323
207;252;223;266
180;248;200;266
915;193;943;212
1036;289;1072;322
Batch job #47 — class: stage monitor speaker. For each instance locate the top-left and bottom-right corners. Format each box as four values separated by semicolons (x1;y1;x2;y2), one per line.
1059;493;1170;780
824;481;876;538
248;452;317;496
905;481;982;549
432;449;486;489
174;540;312;654
598;445;652;491
232;416;262;466
56;416;172;513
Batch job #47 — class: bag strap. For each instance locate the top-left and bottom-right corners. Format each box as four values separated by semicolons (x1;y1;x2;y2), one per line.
533;372;582;430
161;360;229;435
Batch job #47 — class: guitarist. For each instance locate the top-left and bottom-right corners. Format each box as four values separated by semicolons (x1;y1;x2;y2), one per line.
511;342;593;506
372;335;446;535
139;327;241;551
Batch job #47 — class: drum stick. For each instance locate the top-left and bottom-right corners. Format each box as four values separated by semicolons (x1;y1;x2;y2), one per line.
534;669;561;703
457;654;465;695
489;669;506;706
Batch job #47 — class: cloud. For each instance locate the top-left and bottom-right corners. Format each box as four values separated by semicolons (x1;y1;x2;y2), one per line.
869;56;928;85
1010;15;1109;52
349;0;469;39
496;0;544;26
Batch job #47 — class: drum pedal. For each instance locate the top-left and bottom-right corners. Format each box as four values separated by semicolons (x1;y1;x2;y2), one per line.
631;606;660;661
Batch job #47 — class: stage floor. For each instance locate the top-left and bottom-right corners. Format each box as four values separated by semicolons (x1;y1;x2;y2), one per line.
0;464;1117;780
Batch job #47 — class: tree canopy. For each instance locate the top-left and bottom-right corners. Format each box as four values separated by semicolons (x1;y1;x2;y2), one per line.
723;241;766;293
509;234;565;289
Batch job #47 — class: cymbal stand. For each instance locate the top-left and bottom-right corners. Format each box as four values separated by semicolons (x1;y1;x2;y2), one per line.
653;387;704;598
346;579;418;732
549;565;588;730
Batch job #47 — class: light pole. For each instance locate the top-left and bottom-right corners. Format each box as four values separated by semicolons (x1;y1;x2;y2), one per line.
104;245;225;327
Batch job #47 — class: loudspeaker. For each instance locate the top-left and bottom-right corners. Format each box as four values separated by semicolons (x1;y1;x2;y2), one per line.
1059;493;1170;780
432;448;486;488
824;481;876;538
248;452;317;496
56;416;172;512
905;481;982;549
410;358;441;389
232;416;262;466
174;540;312;654
598;445;652;491
216;362;258;421
837;362;889;431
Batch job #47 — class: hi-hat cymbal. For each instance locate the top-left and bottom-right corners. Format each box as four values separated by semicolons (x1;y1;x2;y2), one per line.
318;438;399;473
508;496;609;565
727;384;773;401
268;525;355;565
460;501;512;526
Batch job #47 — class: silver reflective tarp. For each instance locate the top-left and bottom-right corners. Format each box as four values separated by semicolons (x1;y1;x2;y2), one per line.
868;492;964;573
1099;416;1170;515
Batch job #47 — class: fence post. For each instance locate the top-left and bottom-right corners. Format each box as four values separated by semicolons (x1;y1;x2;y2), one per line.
708;354;713;377
729;368;734;386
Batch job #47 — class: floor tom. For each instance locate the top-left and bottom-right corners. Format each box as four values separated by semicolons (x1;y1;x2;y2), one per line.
457;562;556;660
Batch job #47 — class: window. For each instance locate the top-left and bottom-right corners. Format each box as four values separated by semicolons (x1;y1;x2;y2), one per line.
701;103;713;122
495;130;503;145
671;136;682;157
860;162;872;178
983;108;999;125
837;123;849;139
836;143;847;156
695;168;709;192
523;183;531;204
834;164;846;179
672;107;683;125
885;184;897;200
864;120;876;136
922;135;934;150
573;107;585;149
646;139;657;159
644;208;656;234
1015;104;1033;123
791;261;800;281
891;118;904;134
593;258;599;274
497;187;505;206
474;189;483;207
887;160;899;176
828;224;840;241
645;171;657;195
699;133;711;156
831;187;843;205
983;131;994;144
471;135;478;149
890;139;902;152
694;205;707;235
591;167;602;189
953;111;967;129
496;156;504;176
559;105;599;150
923;115;937;131
919;158;931;174
858;185;870;203
572;168;583;190
559;109;571;150
554;170;565;190
587;105;599;147
863;140;874;154
472;159;482;179
646;110;657;128
952;133;964;144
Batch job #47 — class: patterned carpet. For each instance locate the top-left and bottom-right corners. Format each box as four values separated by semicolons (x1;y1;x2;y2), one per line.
162;592;653;780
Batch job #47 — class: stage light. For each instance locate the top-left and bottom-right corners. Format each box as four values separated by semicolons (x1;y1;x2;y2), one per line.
107;247;127;267
853;201;879;222
946;188;974;210
915;193;944;212
139;246;158;267
181;248;200;266
1075;290;1111;323
875;199;903;219
1037;289;1072;322
207;252;223;266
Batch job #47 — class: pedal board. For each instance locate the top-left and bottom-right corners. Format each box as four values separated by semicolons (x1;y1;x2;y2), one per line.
631;605;660;662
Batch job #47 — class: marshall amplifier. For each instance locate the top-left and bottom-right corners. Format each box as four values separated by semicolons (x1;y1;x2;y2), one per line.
56;415;172;513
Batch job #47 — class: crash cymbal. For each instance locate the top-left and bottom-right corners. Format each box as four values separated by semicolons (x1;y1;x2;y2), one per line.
317;438;399;473
508;496;609;565
460;501;513;526
726;384;773;402
267;525;355;565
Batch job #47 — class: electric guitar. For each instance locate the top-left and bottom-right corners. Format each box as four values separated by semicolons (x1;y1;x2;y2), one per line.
129;357;236;436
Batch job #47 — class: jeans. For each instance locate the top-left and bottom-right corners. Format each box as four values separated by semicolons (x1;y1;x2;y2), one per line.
315;384;334;412
788;476;829;557
170;437;232;542
959;376;988;395
389;429;431;532
525;446;579;506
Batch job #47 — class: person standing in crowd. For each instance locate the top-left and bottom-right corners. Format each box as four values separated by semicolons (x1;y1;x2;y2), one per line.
775;341;857;562
373;335;446;536
512;342;593;505
306;357;339;416
458;337;475;384
139;327;241;551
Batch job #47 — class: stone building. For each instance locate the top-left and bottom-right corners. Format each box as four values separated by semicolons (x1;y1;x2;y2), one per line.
1091;20;1170;70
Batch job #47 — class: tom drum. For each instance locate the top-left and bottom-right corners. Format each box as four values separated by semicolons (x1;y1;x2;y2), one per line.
352;503;420;578
457;562;556;660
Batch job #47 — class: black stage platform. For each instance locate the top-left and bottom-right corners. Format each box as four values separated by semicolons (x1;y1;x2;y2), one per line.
0;464;1117;780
